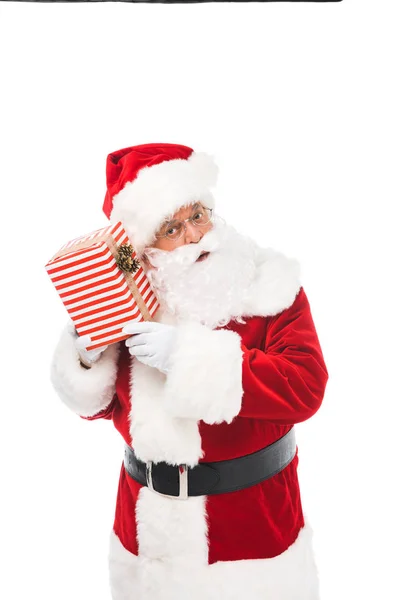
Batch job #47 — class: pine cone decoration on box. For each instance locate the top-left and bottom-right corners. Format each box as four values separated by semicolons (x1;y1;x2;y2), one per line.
116;244;140;274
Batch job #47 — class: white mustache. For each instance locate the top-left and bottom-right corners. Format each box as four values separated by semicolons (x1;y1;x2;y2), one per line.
144;218;226;269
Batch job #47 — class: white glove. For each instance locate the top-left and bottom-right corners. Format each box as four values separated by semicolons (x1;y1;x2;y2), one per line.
67;321;109;368
122;321;178;374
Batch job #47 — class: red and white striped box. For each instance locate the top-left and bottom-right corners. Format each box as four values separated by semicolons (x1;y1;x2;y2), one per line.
45;221;159;351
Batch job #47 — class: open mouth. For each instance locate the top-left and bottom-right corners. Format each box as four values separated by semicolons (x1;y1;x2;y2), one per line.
196;251;210;262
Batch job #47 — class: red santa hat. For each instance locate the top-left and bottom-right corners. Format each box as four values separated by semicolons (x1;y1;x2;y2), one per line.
102;143;218;255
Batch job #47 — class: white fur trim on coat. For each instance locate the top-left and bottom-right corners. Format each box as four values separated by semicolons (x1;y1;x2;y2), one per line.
128;358;204;467
242;247;302;318
108;516;319;600
50;323;120;418
163;322;244;425
109;152;218;255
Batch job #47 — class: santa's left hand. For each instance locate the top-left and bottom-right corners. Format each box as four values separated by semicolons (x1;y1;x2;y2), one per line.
122;321;178;374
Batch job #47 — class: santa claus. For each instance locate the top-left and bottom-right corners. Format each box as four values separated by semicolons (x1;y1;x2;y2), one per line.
50;143;329;600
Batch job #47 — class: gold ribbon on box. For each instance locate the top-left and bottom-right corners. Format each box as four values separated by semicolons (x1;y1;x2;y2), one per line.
50;232;154;321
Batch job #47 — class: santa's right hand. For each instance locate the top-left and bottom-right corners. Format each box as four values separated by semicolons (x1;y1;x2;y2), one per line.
67;321;109;368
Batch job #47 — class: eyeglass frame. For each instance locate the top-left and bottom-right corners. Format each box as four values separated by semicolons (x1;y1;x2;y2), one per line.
154;204;214;241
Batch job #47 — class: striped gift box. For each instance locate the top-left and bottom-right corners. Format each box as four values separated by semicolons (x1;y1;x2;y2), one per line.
45;221;159;351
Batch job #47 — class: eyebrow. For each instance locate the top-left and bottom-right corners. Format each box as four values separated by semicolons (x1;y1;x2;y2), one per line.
162;202;203;227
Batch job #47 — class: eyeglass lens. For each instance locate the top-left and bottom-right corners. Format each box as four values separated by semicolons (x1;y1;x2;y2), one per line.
161;207;212;240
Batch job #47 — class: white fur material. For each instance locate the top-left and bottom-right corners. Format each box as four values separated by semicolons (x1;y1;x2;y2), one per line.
135;487;209;563
242;246;302;318
163;322;244;424
128;359;204;467
108;528;141;600
108;517;320;600
50;323;120;417
128;309;204;467
109;151;218;255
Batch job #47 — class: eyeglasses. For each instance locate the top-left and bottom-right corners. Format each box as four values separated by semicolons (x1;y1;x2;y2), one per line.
155;205;214;242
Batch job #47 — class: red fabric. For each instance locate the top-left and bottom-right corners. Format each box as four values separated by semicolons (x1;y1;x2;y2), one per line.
113;462;140;557
81;286;328;563
79;394;116;421
103;143;194;219
205;452;304;563
238;286;327;423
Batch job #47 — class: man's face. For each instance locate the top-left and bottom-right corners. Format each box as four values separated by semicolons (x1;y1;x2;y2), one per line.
140;203;259;329
148;202;214;254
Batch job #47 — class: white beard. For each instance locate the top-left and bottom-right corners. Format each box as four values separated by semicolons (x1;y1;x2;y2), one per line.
143;217;259;329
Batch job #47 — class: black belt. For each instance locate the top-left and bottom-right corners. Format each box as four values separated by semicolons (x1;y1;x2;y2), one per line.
123;427;296;499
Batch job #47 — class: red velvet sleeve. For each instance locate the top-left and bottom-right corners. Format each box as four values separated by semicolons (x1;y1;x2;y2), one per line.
238;287;329;424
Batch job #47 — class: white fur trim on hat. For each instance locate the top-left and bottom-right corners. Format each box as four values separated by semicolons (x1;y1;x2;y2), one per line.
109;151;218;255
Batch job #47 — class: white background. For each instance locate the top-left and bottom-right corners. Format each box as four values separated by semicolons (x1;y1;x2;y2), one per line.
0;0;399;598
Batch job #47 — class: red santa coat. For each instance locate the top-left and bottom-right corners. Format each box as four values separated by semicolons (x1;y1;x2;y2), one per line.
50;247;329;600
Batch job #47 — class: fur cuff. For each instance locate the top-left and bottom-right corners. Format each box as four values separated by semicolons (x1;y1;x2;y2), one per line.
50;324;120;418
163;323;244;424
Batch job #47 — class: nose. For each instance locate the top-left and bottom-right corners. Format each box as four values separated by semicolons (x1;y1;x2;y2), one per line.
183;220;203;244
